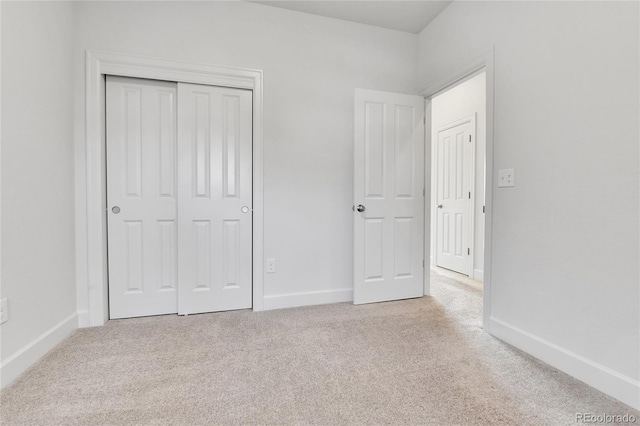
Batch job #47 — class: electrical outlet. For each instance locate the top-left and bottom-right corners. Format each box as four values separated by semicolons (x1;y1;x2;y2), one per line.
498;168;515;187
0;298;8;325
266;258;276;273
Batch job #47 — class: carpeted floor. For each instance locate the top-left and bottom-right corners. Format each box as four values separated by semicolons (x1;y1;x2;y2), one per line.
1;270;637;425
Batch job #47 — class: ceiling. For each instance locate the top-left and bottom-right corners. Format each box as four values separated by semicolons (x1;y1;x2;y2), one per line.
248;1;453;34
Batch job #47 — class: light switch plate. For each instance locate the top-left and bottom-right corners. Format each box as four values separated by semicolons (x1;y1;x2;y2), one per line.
498;168;515;187
266;258;276;273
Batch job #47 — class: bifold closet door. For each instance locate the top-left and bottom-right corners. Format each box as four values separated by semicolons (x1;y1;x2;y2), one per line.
106;76;178;319
177;83;253;315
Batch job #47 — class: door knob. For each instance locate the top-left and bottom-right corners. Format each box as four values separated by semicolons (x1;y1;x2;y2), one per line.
437;204;443;209
356;204;365;212
111;206;121;214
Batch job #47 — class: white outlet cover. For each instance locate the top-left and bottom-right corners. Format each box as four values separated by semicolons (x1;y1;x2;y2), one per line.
498;168;515;187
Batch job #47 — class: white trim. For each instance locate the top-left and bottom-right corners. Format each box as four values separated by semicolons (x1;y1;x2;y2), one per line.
473;269;484;282
77;310;90;328
79;50;264;326
490;317;640;410
423;100;432;297
420;48;495;333
263;289;353;311
0;313;78;387
421;59;489;101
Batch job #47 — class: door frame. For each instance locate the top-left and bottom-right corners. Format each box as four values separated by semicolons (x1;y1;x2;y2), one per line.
77;50;264;327
419;48;494;332
433;114;477;278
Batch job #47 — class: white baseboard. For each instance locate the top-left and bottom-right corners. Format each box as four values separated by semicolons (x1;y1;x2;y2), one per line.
1;312;78;388
263;288;353;311
473;269;484;282
77;310;90;328
489;317;640;410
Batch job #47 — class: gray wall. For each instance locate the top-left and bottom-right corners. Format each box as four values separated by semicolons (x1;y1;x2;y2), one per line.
72;1;418;313
419;0;639;406
1;2;77;369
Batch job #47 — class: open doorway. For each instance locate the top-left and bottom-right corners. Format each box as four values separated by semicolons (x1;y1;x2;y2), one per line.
429;71;486;285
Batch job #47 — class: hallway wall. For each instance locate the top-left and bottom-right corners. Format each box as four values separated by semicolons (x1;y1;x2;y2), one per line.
419;0;639;408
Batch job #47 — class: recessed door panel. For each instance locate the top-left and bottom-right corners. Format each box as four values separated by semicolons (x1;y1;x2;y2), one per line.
365;102;385;199
223;95;241;199
125;220;143;292
194;220;212;291
194;93;211;198
394;218;413;278
158;220;176;290
158;91;176;198
124;89;142;198
394;106;414;199
223;220;241;289
364;218;384;281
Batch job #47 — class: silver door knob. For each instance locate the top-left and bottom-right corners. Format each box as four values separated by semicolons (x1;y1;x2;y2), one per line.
111;206;121;214
356;204;365;212
437;204;443;209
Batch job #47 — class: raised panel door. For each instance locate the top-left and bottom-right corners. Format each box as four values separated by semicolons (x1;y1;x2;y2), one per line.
177;83;253;315
106;76;178;319
435;121;473;275
354;89;425;305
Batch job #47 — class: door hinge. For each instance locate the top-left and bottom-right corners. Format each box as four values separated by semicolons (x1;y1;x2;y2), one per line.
423;188;425;197
468;192;471;199
422;260;425;268
468;248;470;255
423;116;426;125
483;205;485;213
468;135;472;142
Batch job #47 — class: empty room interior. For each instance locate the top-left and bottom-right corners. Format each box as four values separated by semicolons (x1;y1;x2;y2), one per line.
1;1;639;424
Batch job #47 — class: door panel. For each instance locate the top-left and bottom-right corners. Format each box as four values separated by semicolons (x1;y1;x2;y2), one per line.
106;76;178;319
354;89;425;305
177;83;253;315
435;121;472;274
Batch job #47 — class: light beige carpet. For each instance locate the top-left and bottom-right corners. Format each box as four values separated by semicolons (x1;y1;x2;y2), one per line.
1;270;637;425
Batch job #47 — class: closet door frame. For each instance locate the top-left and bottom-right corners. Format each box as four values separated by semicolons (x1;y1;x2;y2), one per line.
79;50;264;327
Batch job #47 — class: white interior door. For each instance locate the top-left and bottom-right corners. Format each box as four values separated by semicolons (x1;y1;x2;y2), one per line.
435;120;473;275
353;89;425;305
106;76;178;319
177;83;253;315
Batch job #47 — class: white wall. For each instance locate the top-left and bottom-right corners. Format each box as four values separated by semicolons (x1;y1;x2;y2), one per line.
72;1;418;314
1;2;78;385
431;72;485;281
419;1;639;408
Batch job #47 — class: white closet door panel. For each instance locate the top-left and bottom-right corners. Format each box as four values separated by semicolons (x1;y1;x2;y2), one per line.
178;83;253;315
354;89;425;305
107;76;178;319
